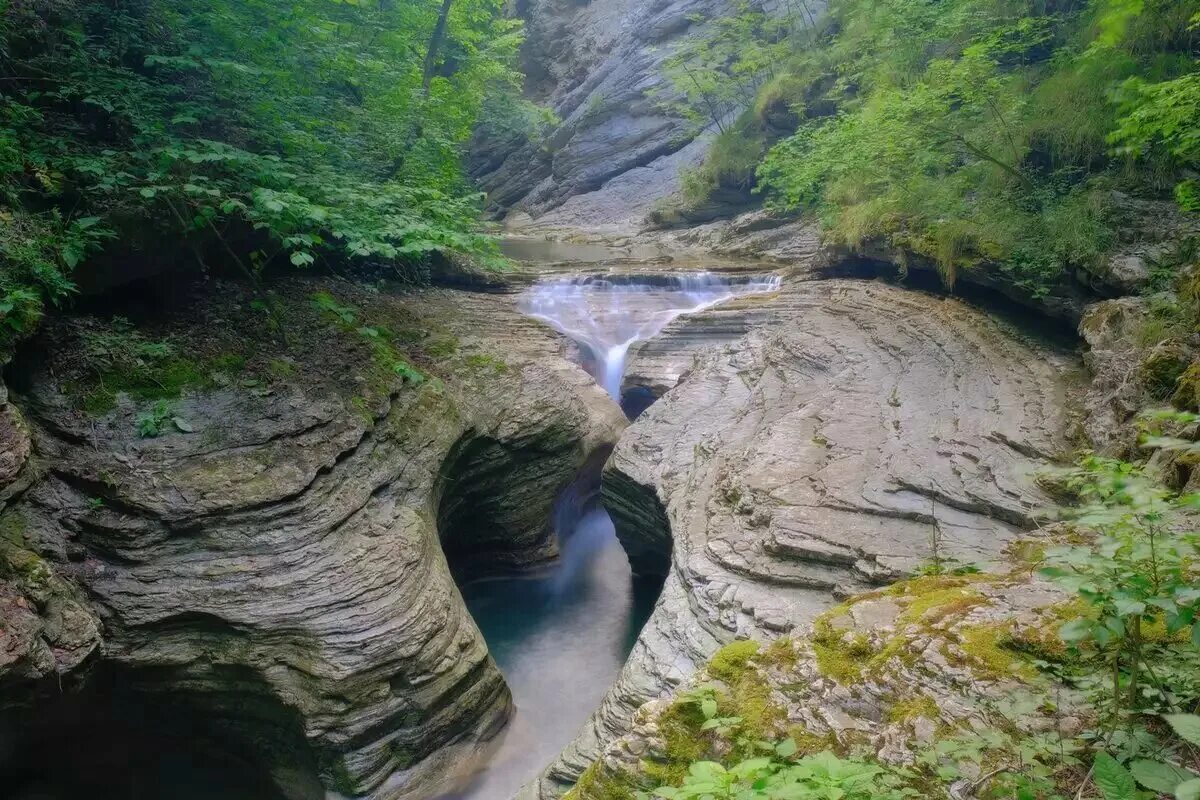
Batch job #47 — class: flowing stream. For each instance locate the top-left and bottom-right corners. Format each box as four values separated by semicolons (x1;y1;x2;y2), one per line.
442;271;781;799
519;273;782;399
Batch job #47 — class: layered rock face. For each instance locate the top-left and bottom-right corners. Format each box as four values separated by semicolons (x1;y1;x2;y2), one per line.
0;281;624;799
583;567;1086;796
472;0;751;234
520;278;1080;798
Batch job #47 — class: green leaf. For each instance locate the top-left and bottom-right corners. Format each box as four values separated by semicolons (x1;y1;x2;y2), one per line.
1093;752;1137;800
700;699;718;720
775;738;798;758
1166;715;1200;746
1131;760;1197;793
1178;779;1200;800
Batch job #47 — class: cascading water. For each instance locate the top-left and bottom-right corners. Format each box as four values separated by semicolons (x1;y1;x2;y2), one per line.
519;273;782;401
440;271;780;800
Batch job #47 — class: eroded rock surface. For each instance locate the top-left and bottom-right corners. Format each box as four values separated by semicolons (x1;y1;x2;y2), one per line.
521;278;1080;798
1;280;624;799
576;566;1086;799
473;0;766;234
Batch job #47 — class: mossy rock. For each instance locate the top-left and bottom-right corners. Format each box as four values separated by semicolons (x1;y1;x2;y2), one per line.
708;639;761;683
1172;360;1200;411
1139;340;1193;399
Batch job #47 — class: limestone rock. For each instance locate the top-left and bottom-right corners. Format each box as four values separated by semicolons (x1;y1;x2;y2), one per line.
473;1;778;235
521;278;1080;798
3;280;625;799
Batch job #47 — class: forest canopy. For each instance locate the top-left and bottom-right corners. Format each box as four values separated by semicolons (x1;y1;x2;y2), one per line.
656;0;1200;298
0;0;529;355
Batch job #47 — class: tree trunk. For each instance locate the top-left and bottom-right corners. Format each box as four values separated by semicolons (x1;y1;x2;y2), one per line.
422;0;455;98
387;0;454;179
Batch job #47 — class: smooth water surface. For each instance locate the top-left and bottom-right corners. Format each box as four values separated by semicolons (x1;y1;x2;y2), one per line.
439;505;656;800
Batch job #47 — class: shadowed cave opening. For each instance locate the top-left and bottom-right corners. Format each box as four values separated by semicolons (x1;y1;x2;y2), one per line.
0;663;319;800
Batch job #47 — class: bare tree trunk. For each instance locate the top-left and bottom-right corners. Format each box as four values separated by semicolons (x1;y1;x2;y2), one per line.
422;0;455;98
388;0;455;179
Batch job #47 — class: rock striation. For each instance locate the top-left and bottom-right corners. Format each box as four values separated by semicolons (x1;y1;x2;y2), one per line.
0;280;625;799
520;277;1081;798
575;565;1088;799
472;0;761;234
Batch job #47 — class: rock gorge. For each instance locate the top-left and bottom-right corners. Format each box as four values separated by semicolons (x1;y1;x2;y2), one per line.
2;1;1197;799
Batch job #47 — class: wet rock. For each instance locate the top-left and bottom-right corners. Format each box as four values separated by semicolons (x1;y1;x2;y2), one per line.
522;279;1080;798
473;1;773;235
3;282;625;799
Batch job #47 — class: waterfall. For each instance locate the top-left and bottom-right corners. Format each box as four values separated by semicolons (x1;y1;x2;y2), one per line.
518;272;782;400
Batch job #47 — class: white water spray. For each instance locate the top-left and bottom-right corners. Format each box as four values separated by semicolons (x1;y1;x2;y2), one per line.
519;272;782;399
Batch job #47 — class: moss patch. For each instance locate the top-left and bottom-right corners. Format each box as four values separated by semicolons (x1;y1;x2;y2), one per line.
812;612;874;684
887;694;940;723
954;623;1035;680
709;640;761;683
567;761;642;800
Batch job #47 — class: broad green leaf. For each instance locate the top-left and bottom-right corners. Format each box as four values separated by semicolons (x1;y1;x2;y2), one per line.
1131;760;1197;793
1093;752;1137;800
1166;715;1200;746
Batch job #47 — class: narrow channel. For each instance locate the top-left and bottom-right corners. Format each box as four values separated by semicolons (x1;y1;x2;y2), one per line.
440;270;781;799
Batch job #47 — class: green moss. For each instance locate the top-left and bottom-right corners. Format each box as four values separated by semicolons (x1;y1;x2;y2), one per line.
865;634;920;675
887;695;940;723
1172;361;1200;411
1004;599;1089;663
784;726;838;755
898;587;986;625
267;358;297;379
388;741;417;770
1004;539;1047;569
812;613;874;684
463;352;510;374
1139;342;1191;399
568;761;640;800
642;700;709;786
211;352;247;374
0;539;51;586
424;336;460;359
760;637;800;671
728;668;783;742
322;755;358;796
0;510;28;547
955;623;1035;680
709;639;761;683
75;355;212;415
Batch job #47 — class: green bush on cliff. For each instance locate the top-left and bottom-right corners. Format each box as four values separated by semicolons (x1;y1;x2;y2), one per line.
661;0;1198;297
0;0;531;357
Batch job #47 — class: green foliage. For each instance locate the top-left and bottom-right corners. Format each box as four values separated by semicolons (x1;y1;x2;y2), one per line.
0;0;527;357
644;751;914;800
667;0;1198;297
1040;453;1199;716
135;398;175;438
311;291;426;389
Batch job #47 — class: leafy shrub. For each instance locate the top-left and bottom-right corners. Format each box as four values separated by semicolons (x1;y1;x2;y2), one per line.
0;0;528;357
644;750;913;800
